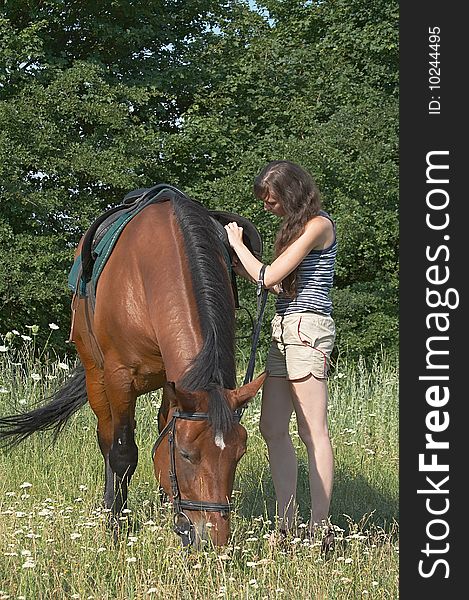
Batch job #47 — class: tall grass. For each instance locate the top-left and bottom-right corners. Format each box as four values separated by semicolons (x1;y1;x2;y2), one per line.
0;333;398;599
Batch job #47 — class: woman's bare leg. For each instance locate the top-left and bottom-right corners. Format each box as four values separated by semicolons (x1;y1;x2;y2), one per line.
290;374;333;528
259;376;297;531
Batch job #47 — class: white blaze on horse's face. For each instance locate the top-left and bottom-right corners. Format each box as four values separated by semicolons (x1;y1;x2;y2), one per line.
214;431;225;450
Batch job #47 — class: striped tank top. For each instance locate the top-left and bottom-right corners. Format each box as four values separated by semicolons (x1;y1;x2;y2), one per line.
275;211;337;317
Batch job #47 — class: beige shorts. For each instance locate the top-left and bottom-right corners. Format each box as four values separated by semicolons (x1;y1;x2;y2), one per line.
266;312;336;380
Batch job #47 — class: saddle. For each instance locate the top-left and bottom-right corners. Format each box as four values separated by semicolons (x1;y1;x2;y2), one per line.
70;183;263;308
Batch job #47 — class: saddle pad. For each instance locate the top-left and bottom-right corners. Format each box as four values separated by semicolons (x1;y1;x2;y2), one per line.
69;185;191;296
68;205;146;296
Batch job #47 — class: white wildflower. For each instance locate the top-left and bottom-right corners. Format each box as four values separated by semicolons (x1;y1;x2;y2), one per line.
21;335;32;341
49;323;59;330
0;345;9;352
31;373;41;381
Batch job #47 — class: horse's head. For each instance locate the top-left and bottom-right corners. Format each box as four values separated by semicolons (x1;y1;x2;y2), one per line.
153;372;267;547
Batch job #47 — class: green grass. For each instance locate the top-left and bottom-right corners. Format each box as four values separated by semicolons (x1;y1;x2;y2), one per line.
0;337;398;599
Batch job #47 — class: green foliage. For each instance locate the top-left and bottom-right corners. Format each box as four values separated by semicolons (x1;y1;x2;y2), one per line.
0;0;398;359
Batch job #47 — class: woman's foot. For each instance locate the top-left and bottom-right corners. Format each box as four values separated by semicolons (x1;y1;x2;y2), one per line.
320;525;335;556
268;528;295;551
307;522;335;556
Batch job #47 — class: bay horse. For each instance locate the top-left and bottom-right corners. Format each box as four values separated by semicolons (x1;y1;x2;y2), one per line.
0;189;266;546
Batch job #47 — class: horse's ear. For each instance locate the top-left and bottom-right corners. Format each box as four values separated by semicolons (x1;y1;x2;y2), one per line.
227;372;268;411
164;382;199;412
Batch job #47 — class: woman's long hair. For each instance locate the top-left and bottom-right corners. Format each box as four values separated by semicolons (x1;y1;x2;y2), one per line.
254;160;322;297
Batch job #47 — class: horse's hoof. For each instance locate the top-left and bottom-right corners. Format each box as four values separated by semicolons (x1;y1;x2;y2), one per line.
106;513;132;541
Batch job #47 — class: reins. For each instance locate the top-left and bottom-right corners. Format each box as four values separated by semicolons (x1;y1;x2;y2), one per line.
242;265;269;386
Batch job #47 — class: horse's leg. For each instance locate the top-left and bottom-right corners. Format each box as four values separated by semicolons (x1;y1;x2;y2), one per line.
85;370;116;510
73;315;116;513
156;384;171;504
104;368;138;520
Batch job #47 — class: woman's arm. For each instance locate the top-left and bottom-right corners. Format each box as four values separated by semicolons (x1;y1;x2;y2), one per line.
232;256;256;282
224;217;332;288
233;256;281;293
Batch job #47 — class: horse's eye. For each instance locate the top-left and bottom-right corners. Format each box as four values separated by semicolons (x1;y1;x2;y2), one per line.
179;449;193;462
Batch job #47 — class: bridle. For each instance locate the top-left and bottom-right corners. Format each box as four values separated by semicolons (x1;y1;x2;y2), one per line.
151;410;239;546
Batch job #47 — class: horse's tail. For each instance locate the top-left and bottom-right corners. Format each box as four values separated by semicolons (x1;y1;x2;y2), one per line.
0;364;88;448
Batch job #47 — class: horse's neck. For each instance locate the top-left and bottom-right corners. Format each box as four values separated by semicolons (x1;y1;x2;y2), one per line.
135;203;205;382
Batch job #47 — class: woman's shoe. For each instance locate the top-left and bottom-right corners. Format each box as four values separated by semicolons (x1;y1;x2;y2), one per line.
321;526;335;556
268;528;293;551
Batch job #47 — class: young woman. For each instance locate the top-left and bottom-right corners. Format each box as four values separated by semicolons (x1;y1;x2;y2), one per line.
224;160;337;549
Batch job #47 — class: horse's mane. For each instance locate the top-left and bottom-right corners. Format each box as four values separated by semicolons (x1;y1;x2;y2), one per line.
171;195;237;434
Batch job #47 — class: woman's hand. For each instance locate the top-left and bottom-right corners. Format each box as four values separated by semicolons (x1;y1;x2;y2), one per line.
269;283;283;295
224;222;244;250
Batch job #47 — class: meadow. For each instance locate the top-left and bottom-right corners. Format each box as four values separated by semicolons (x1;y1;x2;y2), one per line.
0;331;398;599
